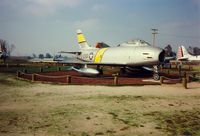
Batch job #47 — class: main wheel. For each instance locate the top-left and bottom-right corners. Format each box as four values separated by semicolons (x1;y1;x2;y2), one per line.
153;73;160;80
119;67;126;75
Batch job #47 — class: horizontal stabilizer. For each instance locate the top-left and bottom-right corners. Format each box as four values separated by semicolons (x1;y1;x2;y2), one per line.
59;51;81;55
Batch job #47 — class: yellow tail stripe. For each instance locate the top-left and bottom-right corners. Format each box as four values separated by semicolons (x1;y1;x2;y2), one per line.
77;33;86;43
94;48;108;63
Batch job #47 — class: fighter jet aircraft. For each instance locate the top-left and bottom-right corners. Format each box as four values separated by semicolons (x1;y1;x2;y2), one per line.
177;46;200;61
59;29;165;79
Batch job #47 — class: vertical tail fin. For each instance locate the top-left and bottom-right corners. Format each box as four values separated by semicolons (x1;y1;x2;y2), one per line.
177;46;183;60
76;29;91;49
0;44;3;52
181;46;190;57
177;46;191;60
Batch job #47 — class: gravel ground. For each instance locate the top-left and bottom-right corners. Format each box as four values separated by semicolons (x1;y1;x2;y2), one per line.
0;73;200;136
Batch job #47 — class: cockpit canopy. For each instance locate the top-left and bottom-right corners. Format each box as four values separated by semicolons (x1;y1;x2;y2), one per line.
118;39;151;47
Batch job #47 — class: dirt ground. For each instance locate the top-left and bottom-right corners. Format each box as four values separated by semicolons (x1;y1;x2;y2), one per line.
0;73;200;136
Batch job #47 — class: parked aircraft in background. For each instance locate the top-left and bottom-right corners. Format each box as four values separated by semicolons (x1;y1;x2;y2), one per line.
177;46;200;61
59;29;165;79
29;55;65;63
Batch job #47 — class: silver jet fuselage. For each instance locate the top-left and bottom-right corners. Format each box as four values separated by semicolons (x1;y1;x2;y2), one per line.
78;45;164;66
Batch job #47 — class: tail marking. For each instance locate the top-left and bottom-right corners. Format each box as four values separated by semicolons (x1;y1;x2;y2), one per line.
77;32;86;43
76;29;90;49
177;46;183;59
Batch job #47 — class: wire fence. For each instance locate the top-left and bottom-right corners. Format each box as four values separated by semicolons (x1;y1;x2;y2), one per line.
13;63;200;86
17;70;162;86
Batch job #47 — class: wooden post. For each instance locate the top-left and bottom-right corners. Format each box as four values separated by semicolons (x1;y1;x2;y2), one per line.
32;74;35;82
40;68;43;73
160;76;164;84
58;67;61;71
67;75;71;84
114;76;118;86
192;73;196;78
17;71;20;77
175;64;177;69
167;70;170;75
24;69;27;73
183;71;186;78
178;65;182;78
182;78;187;89
160;65;163;70
186;74;190;83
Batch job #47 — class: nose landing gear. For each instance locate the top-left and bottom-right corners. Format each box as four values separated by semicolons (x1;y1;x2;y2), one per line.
153;65;160;80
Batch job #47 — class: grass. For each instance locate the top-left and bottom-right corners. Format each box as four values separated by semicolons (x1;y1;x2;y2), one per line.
0;73;32;87
153;110;200;135
192;65;200;71
108;110;141;127
108;108;200;135
0;63;71;73
0;102;85;135
80;94;163;101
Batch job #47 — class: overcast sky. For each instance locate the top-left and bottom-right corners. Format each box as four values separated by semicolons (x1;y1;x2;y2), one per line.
0;0;199;56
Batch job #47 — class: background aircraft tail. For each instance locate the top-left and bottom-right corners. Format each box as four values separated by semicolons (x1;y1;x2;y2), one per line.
177;46;191;60
177;46;184;60
77;29;91;49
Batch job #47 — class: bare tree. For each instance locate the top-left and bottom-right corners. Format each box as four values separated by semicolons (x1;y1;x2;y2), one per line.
45;53;52;58
39;54;44;59
32;53;37;58
188;46;200;55
193;47;200;55
8;44;16;56
164;44;176;57
0;39;9;63
0;39;7;52
0;39;16;63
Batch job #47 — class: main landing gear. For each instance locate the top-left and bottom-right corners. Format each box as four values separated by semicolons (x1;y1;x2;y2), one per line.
120;66;126;75
97;65;103;76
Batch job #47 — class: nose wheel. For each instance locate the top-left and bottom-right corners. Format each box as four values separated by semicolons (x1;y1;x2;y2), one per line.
153;73;160;80
153;65;160;80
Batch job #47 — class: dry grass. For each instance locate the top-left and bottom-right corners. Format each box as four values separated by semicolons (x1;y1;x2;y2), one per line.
0;73;200;136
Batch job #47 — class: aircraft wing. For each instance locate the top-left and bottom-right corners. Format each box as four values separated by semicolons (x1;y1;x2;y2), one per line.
58;57;127;66
165;56;176;61
177;57;188;61
59;57;85;64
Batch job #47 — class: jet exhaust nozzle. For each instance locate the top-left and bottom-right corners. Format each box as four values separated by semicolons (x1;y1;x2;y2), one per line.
159;50;165;63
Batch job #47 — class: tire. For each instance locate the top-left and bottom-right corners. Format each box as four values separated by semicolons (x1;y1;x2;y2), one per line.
153;73;160;80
